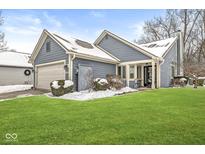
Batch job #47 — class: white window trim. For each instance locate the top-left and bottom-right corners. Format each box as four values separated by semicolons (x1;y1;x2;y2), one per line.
129;65;135;80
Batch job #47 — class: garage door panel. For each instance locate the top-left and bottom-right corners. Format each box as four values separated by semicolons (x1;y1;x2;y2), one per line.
37;62;65;90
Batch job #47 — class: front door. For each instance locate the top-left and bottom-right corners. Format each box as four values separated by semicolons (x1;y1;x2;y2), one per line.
144;66;152;87
78;65;93;91
144;65;157;88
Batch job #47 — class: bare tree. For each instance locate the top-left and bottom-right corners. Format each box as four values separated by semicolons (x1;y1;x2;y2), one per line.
0;11;7;52
136;9;205;77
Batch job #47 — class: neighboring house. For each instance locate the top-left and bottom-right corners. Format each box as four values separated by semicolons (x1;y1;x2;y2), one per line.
29;29;184;91
0;50;33;86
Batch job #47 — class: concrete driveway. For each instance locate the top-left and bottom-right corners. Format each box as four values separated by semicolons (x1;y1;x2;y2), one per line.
0;89;49;100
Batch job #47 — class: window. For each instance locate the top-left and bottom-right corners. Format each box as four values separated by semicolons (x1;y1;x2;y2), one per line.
122;66;126;79
46;41;51;52
137;66;142;79
129;65;135;79
118;66;121;76
118;66;126;79
171;66;175;78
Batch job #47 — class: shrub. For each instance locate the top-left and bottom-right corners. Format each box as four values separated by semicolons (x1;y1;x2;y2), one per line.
172;77;188;87
197;79;204;86
106;74;124;90
93;78;109;91
50;80;74;96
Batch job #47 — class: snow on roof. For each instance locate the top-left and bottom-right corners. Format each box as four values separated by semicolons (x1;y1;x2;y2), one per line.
0;51;32;68
137;37;177;57
51;33;118;62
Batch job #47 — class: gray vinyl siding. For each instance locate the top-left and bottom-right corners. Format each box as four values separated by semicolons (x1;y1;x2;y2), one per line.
0;66;33;86
34;36;67;65
98;35;151;62
34;36;69;82
160;43;177;87
73;58;116;90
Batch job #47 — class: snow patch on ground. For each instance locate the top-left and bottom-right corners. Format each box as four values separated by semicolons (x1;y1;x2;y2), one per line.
46;87;137;101
0;85;33;94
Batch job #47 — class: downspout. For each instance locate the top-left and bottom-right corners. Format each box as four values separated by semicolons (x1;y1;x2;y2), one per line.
70;53;76;81
33;63;35;90
71;53;76;61
30;59;36;89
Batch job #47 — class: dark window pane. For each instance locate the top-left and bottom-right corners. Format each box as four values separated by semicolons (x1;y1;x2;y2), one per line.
122;66;126;78
46;41;51;52
118;66;121;76
172;66;175;77
137;66;142;79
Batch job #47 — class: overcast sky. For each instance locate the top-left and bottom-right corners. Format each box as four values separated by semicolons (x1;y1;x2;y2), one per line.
1;9;165;53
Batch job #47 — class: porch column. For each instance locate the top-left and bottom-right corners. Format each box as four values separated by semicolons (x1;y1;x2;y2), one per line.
156;60;160;88
115;64;118;75
68;55;71;80
151;61;155;89
134;64;137;79
70;59;73;80
126;65;129;87
141;64;144;87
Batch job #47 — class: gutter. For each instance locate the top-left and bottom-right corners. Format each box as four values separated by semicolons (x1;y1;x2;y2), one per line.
71;53;76;60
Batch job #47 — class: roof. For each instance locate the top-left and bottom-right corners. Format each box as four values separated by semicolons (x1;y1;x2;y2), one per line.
0;51;32;68
94;30;157;59
137;37;178;57
30;29;119;64
51;33;118;62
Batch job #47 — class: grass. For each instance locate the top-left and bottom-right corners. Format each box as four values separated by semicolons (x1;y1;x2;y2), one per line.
0;88;205;144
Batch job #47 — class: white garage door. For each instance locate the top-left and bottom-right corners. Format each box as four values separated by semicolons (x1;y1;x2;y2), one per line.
36;62;65;89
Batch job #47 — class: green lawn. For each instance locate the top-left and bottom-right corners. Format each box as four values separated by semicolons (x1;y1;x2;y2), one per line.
0;88;205;144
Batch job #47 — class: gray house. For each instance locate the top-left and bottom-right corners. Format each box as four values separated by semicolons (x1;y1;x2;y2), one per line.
0;50;33;85
29;29;184;91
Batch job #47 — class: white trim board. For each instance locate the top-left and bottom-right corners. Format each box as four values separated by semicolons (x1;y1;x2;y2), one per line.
74;53;118;64
119;59;154;66
35;60;66;67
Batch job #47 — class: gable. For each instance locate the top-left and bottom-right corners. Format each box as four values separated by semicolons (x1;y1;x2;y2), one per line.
34;36;67;65
98;34;151;62
138;37;178;58
160;42;177;87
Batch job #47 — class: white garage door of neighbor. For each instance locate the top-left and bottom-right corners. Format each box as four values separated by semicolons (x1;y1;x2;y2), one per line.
37;62;65;89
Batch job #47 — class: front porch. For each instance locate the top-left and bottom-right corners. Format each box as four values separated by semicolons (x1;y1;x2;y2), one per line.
117;59;160;89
